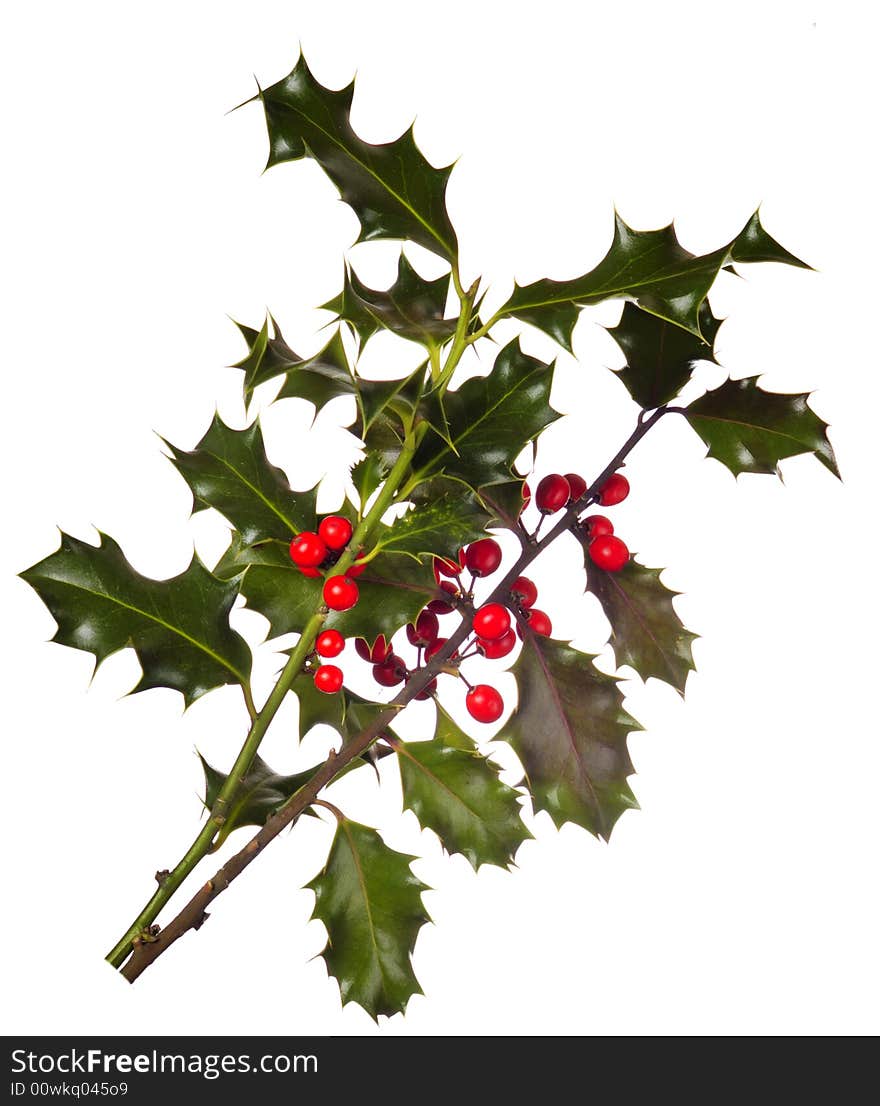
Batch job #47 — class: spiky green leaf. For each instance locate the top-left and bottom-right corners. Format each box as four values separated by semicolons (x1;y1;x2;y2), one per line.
165;414;316;543
257;55;457;260
21;533;251;706
375;495;489;562
308;818;430;1019
350;454;388;509
199;753;313;848
502;634;641;839
685;376;840;478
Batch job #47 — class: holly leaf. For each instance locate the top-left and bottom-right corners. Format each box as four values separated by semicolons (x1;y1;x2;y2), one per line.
350;454;388;509
585;556;697;694
290;676;386;745
503;634;641;839
392;706;530;870
20;532;251;706
323;255;456;349
413;338;559;490
684;376;840;478
608;301;722;408
374;495;489;562
199;753;314;848
498;210;808;351
477;479;528;529
256;55;457;261
164;414;317;543
308;817;430;1019
273;328;357;413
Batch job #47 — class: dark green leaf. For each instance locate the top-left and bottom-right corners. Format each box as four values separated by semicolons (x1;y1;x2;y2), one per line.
291;676;386;744
21;532;251;706
322;255;456;348
375;495;488;562
308;817;430;1019
164;414;316;543
199;753;313;848
585;556;697;694
685;376;840;478
256;55;457;260
357;365;425;440
274;328;357;413
393;706;530;870
608;301;722;408
502;635;641;839
350;454;387;508
413;338;559;490
212;534;286;580
499;210;808;350
476;479;528;529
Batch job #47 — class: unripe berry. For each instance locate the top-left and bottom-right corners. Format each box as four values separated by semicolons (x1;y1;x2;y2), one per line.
597;472;630;506
465;538;503;578
466;684;505;724
477;628;517;659
318;515;353;551
589;534;630;572
517;608;552;638
323;575;359;611
473;603;511;641
581;514;614;539
564;473;588;502
355;635;391;664
372;655;406;687
535;474;570;515
315;629;345;658
406;610;440;647
289;531;327;568
510;575;538;609
314;664;343;694
427;580;458;615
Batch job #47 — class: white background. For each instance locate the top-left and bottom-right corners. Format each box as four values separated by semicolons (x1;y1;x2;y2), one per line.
3;1;878;1036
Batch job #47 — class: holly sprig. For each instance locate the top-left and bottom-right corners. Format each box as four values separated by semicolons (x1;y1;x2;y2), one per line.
22;53;838;1019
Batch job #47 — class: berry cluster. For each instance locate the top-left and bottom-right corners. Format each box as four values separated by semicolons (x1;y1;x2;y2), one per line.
522;469;632;572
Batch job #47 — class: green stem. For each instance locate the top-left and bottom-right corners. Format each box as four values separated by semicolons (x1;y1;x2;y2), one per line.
106;435;418;969
435;278;478;396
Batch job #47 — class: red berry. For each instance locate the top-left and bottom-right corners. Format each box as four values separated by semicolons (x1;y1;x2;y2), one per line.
466;684;505;724
565;473;588;502
535;474;571;515
315;629;345;658
465;538;503;578
345;549;367;578
355;635;391;664
318;515;353;551
427;580;458;615
581;514;614;539
323;575;359;611
589;534;630;572
406;610;440;647
289;531;327;568
510;575;538;609
298;566;322;578
424;637;458;662
517;608;552;639
522;481;532;508
473;603;511;641
433;552;463;579
372;655;406;687
314;664;343;694
477;628;517;659
597;473;630;506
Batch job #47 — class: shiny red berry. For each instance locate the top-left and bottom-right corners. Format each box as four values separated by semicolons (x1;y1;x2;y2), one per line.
597;473;630;506
289;531;327;568
433;551;464;579
424;637;458;662
477;628;517;659
565;473;588;502
345;549;367;578
589;534;630;572
581;514;614;539
318;515;353;551
465;538;503;577
510;575;538;609
298;566;322;578
427;580;458;615
473;603;511;641
372;655;406;687
323;575;359;611
315;629;345;658
517;608;552;639
535;474;571;515
406;610;440;647
466;684;505;724
355;635;391;664
314;664;343;694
